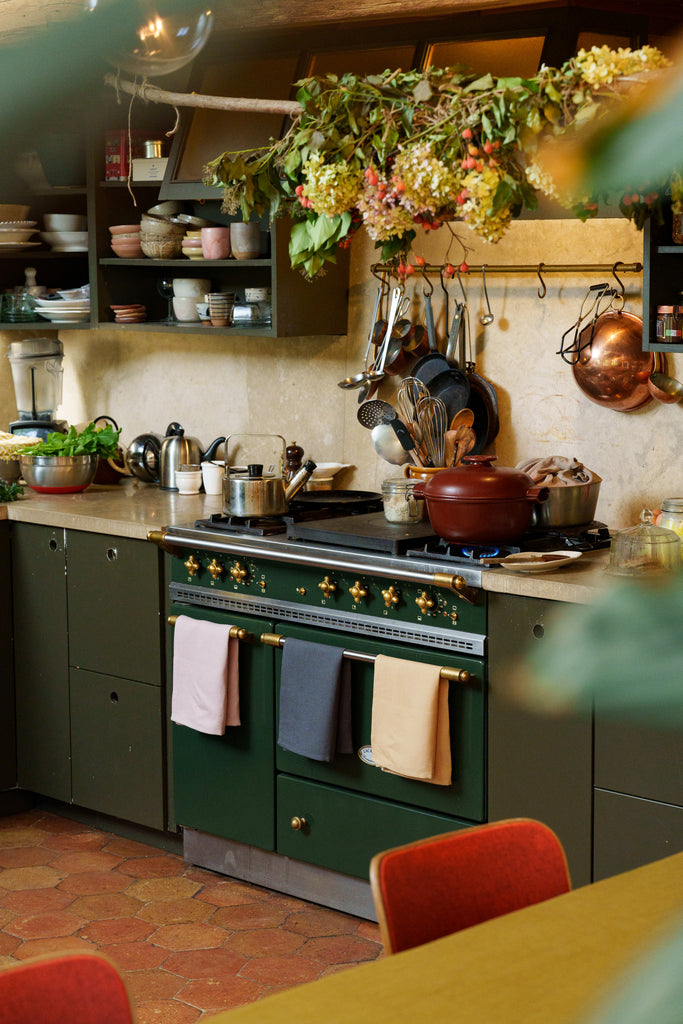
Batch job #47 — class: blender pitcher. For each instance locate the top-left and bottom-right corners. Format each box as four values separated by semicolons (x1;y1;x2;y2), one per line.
8;337;66;437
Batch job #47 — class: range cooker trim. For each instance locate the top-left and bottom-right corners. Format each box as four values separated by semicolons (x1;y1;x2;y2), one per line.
169;580;486;657
152;525;484;588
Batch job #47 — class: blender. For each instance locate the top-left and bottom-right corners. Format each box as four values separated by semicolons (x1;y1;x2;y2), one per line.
8;337;68;438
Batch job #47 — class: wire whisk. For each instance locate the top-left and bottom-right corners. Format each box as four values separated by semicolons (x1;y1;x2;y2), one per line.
416;395;448;468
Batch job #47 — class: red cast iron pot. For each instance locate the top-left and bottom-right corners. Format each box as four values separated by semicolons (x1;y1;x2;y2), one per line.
411;455;549;544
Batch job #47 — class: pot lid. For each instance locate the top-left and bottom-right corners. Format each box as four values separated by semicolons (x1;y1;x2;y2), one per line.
420;455;537;501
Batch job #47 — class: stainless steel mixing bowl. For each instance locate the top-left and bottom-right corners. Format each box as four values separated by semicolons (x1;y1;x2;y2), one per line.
20;454;98;493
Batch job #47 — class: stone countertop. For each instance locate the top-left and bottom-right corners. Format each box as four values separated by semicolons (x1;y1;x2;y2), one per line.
2;481;611;603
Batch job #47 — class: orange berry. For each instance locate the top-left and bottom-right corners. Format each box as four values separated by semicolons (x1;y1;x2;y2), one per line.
415;255;426;266
459;261;469;274
462;128;473;140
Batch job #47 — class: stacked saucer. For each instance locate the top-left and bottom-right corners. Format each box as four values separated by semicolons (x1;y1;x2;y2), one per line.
182;230;204;260
110;304;147;324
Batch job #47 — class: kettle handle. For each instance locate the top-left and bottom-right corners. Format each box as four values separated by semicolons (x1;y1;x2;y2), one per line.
165;421;184;437
225;434;286;472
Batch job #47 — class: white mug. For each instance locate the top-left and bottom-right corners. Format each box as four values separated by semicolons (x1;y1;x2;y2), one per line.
201;460;224;496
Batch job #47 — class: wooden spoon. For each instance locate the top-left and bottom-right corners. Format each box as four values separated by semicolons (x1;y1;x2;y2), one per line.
450;407;475;430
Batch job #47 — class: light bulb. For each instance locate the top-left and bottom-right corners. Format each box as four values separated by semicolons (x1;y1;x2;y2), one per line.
104;3;214;77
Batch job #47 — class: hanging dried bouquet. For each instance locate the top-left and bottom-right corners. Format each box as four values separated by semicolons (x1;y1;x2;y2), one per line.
203;45;671;279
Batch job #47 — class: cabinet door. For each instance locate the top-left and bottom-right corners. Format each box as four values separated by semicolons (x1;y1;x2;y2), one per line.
71;668;164;829
171;607;276;851
12;523;70;801
66;530;163;685
593;789;683;880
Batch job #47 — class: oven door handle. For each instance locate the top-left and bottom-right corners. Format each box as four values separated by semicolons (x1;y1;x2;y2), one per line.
259;632;476;687
167;616;254;644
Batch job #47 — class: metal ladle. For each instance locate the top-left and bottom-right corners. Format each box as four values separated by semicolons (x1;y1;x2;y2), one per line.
480;265;494;326
649;371;683;403
337;284;384;390
370;422;411;465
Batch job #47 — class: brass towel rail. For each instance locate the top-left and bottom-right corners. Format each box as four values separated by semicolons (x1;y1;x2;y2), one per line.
167;616;251;642
259;632;474;686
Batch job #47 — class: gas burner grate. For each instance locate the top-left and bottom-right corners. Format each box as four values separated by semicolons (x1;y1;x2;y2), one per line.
195;512;287;536
406;521;611;565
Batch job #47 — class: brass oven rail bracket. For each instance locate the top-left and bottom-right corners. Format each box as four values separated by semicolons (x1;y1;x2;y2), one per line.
260;632;476;687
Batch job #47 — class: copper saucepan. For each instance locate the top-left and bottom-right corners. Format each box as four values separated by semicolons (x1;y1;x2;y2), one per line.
572;310;655;412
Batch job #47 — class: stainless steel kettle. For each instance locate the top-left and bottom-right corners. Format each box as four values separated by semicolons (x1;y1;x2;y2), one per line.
223;434;315;516
126;432;162;483
159;422;225;491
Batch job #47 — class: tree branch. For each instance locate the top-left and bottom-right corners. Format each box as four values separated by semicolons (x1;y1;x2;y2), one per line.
103;73;302;117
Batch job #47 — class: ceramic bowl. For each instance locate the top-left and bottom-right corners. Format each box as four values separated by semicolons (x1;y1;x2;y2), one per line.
147;201;184;217
43;213;87;232
172;295;201;321
172;277;211;297
0;204;30;221
109;224;141;236
140;234;182;259
111;240;144;258
0;227;36;243
40;230;88;250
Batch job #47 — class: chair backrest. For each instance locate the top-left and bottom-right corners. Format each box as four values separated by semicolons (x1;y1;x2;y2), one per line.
0;951;135;1024
370;818;571;954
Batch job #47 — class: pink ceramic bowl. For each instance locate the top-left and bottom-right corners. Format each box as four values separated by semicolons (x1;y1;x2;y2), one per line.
109;224;141;235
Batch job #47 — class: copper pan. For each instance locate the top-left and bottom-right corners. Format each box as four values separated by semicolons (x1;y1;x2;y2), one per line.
572;310;655;412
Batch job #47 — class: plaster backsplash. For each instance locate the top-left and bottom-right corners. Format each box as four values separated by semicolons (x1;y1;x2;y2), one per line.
1;217;680;529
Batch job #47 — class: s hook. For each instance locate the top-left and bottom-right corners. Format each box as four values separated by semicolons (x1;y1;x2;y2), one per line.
537;263;547;299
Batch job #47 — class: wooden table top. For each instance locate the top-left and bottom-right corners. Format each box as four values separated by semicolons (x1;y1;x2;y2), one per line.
204;852;683;1024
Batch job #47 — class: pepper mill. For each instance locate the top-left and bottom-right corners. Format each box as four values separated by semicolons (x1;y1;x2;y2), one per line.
284;441;304;483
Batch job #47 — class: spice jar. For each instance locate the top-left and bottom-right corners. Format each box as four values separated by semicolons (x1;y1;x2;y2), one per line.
381;478;423;524
660;498;683;561
655;305;683;343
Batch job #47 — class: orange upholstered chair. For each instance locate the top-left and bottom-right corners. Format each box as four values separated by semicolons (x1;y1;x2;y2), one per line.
370;818;571;954
0;951;135;1024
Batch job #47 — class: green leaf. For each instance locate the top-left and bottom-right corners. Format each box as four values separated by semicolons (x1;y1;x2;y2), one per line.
464;73;494;93
413;78;432;103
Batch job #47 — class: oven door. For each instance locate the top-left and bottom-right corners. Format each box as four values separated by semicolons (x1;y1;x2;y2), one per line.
170;604;276;851
274;622;486;878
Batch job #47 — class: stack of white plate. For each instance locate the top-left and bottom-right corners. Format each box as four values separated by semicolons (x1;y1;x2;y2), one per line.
33;295;91;323
0;220;39;250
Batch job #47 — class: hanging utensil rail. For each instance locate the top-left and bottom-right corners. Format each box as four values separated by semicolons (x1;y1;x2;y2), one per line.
372;261;642;278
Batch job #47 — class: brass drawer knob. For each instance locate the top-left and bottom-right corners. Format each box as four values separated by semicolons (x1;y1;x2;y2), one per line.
290;816;306;831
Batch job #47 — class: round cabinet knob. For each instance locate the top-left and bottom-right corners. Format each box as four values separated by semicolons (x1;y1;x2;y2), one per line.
381;585;400;608
290;816;307;831
207;558;224;580
318;575;337;599
230;561;248;584
415;590;435;614
349;581;368;603
184;555;200;577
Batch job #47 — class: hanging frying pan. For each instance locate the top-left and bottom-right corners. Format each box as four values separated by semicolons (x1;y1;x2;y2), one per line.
458;299;499;452
412;352;451;388
425;367;470;423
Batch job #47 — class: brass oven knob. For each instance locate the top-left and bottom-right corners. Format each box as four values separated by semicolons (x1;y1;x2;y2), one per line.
381;585;400;608
349;581;368;603
207;558;224;581
415;590;435;613
184;555;200;577
296;587;306;596
290;816;307;831
318;576;337;598
230;561;248;584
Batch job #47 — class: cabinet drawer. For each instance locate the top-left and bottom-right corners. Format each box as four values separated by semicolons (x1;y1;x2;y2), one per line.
67;530;162;684
71;668;164;829
593;788;683;881
594;718;683;807
277;774;470;880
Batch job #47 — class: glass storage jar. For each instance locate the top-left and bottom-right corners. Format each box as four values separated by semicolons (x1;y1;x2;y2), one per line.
381;478;423;524
607;508;681;577
660;498;683;561
655;305;683;343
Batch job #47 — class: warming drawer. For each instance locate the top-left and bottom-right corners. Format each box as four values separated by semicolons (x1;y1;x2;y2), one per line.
277;774;472;879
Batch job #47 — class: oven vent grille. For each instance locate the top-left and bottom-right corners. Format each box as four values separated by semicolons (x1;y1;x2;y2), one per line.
170;582;485;656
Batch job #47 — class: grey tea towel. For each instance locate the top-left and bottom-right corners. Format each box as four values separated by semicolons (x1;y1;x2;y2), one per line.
277;638;352;761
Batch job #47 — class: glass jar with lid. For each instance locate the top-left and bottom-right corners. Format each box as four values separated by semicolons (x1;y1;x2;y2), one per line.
608;508;681;577
655;305;683;343
381;478;423;524
660;498;683;561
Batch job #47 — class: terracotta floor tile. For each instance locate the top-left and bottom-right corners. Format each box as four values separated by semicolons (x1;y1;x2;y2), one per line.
0;865;65;890
103;837;166;858
0;847;56;869
117;855;186;879
126;877;202;903
77;916;156;944
239;953;323;986
135;999;201;1024
137;898;213;927
11;935;97;959
69;892;143;920
0;932;21;955
179;975;265;1012
32;814;95;835
163;947;247;979
48;850;124;874
0;888;75;916
0;955;18;969
105;940;170;971
224;928;305;958
301;934;382;964
124;968;187;1002
357;919;382;942
0;826;50;849
0;908;15;929
58;869;135;896
210;902;288;931
285;907;360;937
6;910;87;939
42;831;107;853
151;922;231;951
194;881;269;908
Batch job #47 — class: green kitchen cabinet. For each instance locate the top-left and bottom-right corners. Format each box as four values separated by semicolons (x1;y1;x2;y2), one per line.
0;520;16;793
13;523;71;801
12;522;166;828
171;607;276;851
